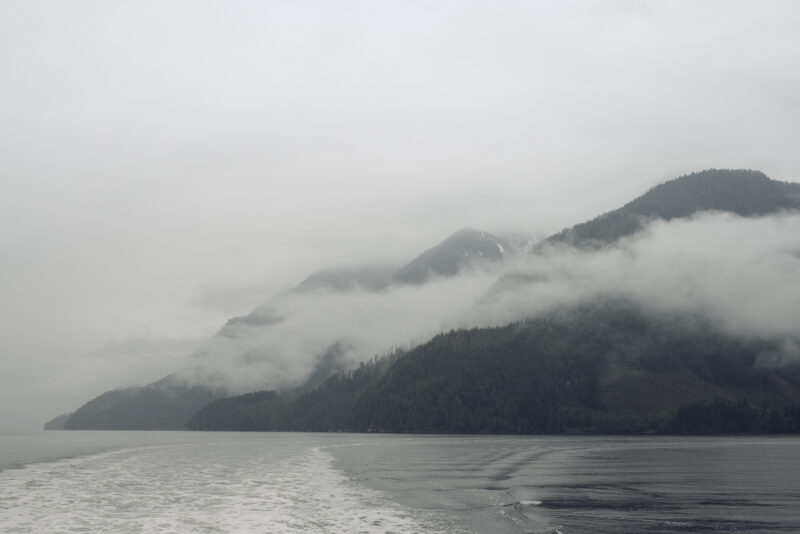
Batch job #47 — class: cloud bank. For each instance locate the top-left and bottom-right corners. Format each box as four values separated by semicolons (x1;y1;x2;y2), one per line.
170;211;800;393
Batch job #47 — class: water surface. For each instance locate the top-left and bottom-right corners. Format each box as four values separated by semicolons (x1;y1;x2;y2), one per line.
1;432;797;533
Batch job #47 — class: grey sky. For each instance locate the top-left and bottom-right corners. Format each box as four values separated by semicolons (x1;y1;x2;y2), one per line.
1;1;799;431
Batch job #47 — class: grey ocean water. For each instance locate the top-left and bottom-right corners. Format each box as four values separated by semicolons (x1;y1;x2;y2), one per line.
1;432;798;533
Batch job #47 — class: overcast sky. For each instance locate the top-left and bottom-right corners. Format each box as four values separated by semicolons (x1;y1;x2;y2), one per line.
1;0;799;431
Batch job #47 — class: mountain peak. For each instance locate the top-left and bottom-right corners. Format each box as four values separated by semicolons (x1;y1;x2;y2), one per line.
391;228;507;284
294;264;398;293
549;169;800;247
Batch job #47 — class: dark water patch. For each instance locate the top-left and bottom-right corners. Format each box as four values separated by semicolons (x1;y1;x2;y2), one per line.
697;497;773;507
539;497;679;512
539;514;792;533
331;435;800;534
485;447;564;482
641;518;792;532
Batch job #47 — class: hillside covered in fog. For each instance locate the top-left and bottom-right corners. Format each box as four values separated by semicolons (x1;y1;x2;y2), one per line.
54;169;800;433
189;299;800;434
549;169;800;247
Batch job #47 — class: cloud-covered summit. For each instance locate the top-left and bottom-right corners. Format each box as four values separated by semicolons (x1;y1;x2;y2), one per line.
57;169;800;429
548;169;800;247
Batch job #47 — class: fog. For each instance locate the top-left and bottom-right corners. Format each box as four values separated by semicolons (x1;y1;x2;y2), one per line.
482;212;800;341
153;211;800;395
1;1;799;430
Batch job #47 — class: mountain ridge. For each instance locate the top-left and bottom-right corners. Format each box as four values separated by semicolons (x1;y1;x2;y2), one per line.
188;298;800;434
391;228;508;285
51;227;509;430
548;169;800;247
50;168;800;431
63;378;226;431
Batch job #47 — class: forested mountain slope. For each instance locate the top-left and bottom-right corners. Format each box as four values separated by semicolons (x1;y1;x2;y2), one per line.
64;377;225;430
54;169;800;432
54;228;507;430
391;228;508;284
548;169;800;247
188;299;800;434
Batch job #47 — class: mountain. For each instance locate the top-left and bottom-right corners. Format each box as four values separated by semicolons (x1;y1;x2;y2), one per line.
43;412;73;430
548;169;800;247
391;228;508;284
216;228;507;336
294;228;510;291
294;265;398;292
216;306;285;338
51;227;506;430
53;169;800;433
63;376;226;430
187;299;800;434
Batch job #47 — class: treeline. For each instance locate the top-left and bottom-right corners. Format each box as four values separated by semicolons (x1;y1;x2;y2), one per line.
548;169;800;246
188;352;401;431
664;400;800;434
65;383;222;430
188;299;800;434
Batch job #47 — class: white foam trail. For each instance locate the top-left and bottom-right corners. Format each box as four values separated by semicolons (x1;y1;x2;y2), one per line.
0;440;461;533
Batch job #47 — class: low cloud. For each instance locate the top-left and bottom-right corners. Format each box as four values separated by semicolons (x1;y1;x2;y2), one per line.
182;272;498;392
169;211;800;393
483;211;800;340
